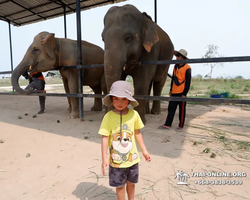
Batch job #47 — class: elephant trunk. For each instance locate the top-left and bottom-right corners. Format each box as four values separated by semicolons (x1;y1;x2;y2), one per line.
11;60;33;94
104;50;126;92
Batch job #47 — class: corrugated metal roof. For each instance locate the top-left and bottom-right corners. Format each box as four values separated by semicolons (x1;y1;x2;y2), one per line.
0;0;127;26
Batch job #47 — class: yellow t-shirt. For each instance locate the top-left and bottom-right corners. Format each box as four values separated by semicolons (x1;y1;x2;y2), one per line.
98;109;144;168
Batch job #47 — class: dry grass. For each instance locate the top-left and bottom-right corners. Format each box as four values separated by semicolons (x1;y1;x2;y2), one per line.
1;76;250;99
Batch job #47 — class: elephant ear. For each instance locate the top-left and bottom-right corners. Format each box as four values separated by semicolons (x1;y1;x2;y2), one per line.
142;12;159;53
41;33;56;59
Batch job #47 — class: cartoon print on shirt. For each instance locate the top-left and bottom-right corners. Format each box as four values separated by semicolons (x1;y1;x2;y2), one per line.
110;124;138;167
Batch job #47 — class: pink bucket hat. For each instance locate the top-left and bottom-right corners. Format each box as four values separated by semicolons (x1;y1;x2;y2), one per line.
103;80;139;107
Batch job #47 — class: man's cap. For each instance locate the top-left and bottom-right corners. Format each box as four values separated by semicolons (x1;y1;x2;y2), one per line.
173;49;188;59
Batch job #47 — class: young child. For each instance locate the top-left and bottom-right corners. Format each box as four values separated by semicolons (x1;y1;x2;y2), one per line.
99;80;151;200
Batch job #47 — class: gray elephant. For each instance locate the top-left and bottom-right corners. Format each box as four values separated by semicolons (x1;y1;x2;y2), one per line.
102;4;174;123
11;31;105;118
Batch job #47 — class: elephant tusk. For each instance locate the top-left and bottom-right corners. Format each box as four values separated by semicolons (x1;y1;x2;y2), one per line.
28;65;36;73
123;64;126;71
29;65;35;70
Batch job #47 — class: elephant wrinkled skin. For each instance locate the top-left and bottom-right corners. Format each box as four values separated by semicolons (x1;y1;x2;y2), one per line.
102;4;174;123
11;32;105;118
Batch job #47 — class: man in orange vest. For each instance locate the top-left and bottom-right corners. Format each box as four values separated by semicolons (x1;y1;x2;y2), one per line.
23;69;46;114
158;49;191;131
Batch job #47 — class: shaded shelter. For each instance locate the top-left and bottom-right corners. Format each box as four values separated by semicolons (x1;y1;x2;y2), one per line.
0;0;129;120
0;0;127;26
1;1;249;120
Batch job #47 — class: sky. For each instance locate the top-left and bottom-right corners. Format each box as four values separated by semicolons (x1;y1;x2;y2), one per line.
0;0;250;79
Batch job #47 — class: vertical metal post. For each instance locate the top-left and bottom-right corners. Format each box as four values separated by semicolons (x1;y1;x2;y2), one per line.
8;21;14;91
63;5;67;38
76;0;84;121
8;21;14;72
154;0;157;23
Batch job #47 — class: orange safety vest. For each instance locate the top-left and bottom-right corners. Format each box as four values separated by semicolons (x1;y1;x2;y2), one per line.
30;72;45;81
172;64;191;94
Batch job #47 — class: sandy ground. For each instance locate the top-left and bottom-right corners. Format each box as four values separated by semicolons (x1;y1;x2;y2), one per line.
1;85;250;200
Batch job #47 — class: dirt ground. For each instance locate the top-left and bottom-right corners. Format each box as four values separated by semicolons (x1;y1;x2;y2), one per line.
0;85;250;200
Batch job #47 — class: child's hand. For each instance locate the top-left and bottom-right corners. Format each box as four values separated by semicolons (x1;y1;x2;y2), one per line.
102;160;109;176
142;150;151;162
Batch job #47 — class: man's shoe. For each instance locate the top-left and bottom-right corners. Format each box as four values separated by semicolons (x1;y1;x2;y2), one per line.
176;127;183;132
157;125;170;130
37;110;44;114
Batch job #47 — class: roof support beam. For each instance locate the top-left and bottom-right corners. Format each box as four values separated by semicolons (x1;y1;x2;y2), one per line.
154;0;157;23
8;20;14;91
76;0;84;121
63;5;67;38
52;0;75;12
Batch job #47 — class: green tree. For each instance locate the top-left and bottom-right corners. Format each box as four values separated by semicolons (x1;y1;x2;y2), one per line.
202;44;223;78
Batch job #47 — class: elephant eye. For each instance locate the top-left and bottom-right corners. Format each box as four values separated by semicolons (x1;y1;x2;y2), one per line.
32;47;40;54
124;35;132;43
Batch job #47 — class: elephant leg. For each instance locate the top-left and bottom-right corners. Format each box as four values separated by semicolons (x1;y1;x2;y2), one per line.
67;70;79;119
61;73;71;113
151;79;166;114
134;96;147;124
101;76;107;95
133;78;151;124
145;81;152;114
101;76;108;111
121;73;127;81
90;85;103;111
69;97;79;118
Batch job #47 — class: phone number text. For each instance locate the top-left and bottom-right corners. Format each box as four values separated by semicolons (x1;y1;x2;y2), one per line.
194;180;243;185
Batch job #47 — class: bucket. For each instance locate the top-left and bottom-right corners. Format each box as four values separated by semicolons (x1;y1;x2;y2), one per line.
220;92;230;98
210;94;222;98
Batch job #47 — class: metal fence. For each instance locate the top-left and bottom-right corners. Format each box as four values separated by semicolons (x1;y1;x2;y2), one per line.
1;56;250;121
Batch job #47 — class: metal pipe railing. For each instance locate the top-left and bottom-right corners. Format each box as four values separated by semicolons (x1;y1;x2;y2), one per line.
0;92;249;104
49;56;250;70
1;55;250;122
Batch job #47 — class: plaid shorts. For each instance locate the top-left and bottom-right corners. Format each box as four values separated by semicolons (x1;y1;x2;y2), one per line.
109;163;139;188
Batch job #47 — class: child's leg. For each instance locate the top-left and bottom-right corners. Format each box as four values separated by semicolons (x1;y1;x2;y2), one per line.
109;165;126;199
126;181;135;200
116;185;126;200
126;163;138;200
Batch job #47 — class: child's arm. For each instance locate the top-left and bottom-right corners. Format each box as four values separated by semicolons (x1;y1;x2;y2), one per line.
101;135;109;175
135;129;151;162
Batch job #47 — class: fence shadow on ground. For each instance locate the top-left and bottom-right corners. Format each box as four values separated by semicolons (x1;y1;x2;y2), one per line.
0;95;224;159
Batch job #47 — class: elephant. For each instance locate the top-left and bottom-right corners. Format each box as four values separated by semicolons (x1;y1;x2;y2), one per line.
102;4;174;123
11;31;105;118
